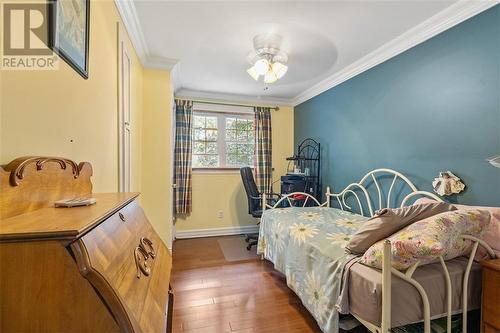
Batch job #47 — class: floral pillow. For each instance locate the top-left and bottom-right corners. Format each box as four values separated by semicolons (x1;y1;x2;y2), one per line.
415;198;500;260
361;209;491;270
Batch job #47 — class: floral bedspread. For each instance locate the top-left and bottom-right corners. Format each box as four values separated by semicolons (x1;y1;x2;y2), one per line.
257;206;368;333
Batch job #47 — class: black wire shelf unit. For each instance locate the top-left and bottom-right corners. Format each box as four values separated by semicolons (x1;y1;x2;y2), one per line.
283;138;321;201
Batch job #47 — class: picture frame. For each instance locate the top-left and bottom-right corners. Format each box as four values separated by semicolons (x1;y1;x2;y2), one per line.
49;0;90;79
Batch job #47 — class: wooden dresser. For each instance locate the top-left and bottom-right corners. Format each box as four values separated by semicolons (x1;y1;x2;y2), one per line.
481;259;500;333
0;157;173;333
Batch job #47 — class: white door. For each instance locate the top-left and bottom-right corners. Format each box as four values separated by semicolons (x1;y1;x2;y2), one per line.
118;24;131;192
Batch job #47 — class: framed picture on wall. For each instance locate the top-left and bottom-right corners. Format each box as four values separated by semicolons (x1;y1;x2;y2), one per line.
49;0;90;79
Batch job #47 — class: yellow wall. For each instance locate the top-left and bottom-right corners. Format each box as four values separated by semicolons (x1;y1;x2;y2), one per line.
141;69;173;247
175;106;294;232
0;0;143;193
0;0;174;246
0;0;291;244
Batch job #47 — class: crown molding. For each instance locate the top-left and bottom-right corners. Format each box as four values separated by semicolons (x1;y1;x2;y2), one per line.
170;63;182;93
291;0;498;106
114;0;178;70
113;0;148;61
175;89;294;107
115;0;496;105
143;55;179;70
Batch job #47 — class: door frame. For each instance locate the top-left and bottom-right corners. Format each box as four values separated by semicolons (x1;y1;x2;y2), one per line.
117;22;132;192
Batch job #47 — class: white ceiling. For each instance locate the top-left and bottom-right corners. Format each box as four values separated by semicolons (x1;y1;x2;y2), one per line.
121;0;495;105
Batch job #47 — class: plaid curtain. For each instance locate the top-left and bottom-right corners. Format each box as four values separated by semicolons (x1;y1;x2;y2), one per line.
174;99;193;214
254;107;272;194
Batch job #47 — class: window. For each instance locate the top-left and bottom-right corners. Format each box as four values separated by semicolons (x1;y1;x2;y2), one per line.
192;112;254;168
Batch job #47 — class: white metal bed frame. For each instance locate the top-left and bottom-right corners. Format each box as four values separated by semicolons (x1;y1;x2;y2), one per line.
262;168;496;333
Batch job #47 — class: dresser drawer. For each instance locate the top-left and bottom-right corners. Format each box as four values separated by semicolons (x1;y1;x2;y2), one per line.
71;199;172;333
482;265;500;330
136;229;172;332
484;324;499;333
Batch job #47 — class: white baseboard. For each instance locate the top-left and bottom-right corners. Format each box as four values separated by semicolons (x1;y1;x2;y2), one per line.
174;225;259;239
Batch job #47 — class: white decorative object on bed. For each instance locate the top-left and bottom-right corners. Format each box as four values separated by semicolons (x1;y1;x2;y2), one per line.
258;168;495;333
487;155;500;168
432;171;466;196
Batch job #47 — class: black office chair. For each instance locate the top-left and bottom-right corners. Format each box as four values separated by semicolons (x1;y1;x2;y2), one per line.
240;167;279;250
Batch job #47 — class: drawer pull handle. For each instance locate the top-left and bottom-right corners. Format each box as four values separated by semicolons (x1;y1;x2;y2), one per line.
134;246;150;279
140;237;156;259
119;212;126;222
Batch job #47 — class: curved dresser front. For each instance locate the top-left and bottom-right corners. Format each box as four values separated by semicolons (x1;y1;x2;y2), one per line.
72;199;172;333
0;192;173;333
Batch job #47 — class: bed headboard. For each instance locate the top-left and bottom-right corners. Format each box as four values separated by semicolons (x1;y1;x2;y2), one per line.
325;168;442;217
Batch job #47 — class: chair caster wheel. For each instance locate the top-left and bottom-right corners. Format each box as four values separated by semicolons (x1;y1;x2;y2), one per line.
246;245;252;251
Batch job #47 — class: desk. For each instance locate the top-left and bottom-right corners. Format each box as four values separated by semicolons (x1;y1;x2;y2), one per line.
281;174;319;199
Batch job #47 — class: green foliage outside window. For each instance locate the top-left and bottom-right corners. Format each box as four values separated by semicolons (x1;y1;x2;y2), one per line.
192;113;254;168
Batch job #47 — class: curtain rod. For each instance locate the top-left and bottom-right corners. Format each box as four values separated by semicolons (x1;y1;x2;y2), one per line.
185;99;280;111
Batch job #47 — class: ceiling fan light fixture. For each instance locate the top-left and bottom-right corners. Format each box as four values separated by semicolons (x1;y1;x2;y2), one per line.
246;66;259;81
272;62;288;79
254;58;270;75
246;33;288;84
264;70;278;84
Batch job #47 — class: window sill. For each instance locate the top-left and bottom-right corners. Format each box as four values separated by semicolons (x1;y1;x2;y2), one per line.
192;167;275;175
192;167;246;175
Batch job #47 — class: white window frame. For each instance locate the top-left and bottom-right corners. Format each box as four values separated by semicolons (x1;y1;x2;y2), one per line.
192;109;254;170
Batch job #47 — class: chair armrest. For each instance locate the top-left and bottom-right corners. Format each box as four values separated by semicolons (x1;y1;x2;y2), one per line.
249;193;280;201
262;193;281;207
263;192;281;199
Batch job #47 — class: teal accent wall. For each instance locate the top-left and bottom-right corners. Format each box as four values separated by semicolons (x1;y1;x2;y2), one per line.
294;5;500;206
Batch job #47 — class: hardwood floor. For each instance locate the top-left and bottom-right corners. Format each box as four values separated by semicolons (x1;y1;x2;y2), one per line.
171;236;365;333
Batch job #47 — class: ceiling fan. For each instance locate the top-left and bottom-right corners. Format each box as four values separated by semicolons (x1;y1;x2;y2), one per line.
246;33;288;84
